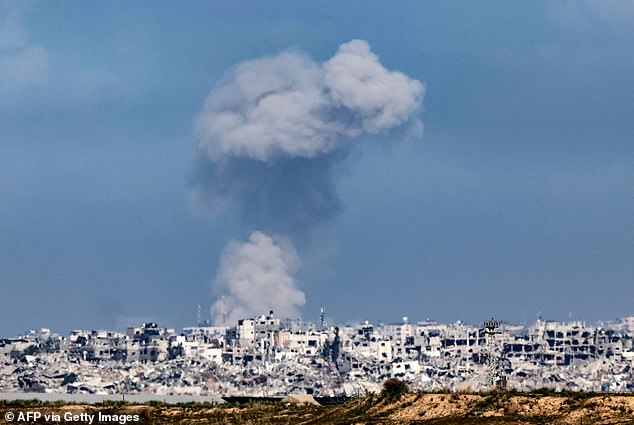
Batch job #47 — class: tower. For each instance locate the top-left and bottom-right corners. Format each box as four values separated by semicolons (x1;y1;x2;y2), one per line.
483;318;507;390
320;307;326;330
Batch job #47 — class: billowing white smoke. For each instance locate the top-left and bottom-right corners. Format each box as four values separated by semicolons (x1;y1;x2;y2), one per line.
196;39;424;163
199;40;424;322
211;231;305;323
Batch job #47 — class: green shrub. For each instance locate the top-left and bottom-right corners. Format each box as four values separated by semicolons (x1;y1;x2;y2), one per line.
380;378;409;402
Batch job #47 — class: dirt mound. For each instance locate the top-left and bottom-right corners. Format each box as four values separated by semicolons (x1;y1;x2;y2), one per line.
379;393;634;424
281;394;321;406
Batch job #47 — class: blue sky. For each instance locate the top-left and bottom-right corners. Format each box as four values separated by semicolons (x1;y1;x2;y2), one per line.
1;1;632;335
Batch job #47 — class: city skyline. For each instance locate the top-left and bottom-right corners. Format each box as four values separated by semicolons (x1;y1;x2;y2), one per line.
3;310;634;395
4;306;633;338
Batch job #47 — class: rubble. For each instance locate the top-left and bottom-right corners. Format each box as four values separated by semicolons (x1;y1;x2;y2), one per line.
1;314;633;397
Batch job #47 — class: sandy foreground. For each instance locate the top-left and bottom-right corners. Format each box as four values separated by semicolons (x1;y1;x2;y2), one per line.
1;393;634;424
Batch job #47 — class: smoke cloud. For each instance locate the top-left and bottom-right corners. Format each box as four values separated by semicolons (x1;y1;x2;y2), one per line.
196;40;424;321
196;39;423;162
211;231;304;323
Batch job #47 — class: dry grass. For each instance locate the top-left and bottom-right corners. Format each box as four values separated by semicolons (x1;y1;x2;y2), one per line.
1;393;634;424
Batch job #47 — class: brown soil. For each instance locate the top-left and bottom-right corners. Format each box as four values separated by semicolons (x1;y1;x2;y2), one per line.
1;393;633;424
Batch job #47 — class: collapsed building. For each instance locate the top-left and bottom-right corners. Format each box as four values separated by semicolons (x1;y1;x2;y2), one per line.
1;314;633;396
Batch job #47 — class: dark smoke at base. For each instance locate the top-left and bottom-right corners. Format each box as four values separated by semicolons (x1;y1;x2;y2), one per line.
191;151;347;247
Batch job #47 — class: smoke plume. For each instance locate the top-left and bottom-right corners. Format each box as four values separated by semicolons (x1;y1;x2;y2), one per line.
195;40;424;321
211;231;304;323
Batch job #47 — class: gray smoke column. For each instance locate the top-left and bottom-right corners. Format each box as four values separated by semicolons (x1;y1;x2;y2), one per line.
194;40;424;321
